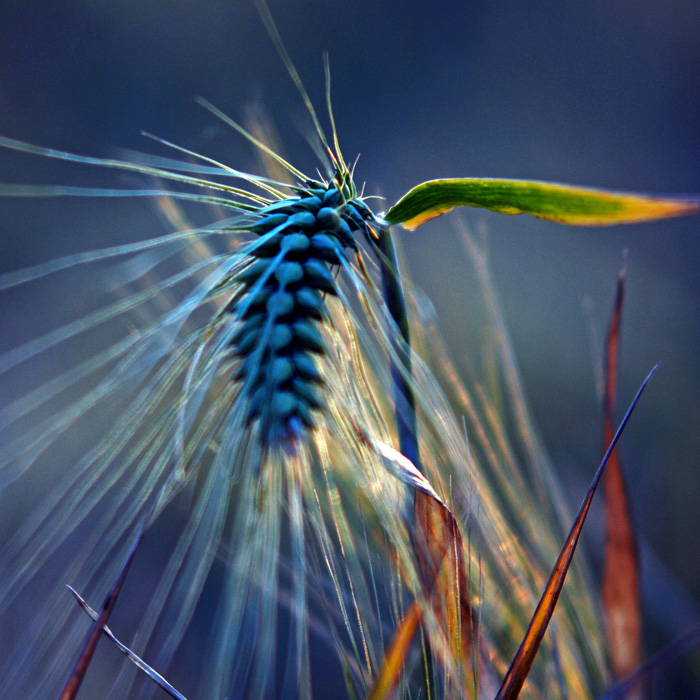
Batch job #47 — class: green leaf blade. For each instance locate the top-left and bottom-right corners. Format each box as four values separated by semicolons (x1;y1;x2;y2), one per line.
384;178;700;230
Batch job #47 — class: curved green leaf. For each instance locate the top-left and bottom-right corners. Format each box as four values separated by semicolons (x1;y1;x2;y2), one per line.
384;178;700;230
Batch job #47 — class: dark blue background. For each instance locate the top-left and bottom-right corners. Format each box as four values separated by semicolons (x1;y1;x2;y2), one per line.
2;0;700;695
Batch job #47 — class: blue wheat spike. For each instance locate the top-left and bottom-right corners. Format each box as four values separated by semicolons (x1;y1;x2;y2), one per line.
225;182;375;447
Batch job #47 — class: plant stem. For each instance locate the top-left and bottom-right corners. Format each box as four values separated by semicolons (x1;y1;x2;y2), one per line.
377;224;434;696
376;225;420;469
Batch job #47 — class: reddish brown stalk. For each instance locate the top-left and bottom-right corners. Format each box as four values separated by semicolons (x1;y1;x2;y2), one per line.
601;264;644;689
56;523;146;700
494;366;656;700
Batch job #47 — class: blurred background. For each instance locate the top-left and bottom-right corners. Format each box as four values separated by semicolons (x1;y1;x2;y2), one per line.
1;0;700;696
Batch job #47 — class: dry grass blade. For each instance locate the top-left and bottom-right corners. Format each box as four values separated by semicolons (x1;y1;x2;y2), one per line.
368;601;423;700
494;366;657;700
601;264;644;690
56;523;146;700
413;490;476;669
364;436;477;700
368;492;476;700
67;587;189;700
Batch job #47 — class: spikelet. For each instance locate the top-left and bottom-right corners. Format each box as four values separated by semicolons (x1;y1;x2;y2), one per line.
0;33;612;700
229;171;376;446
